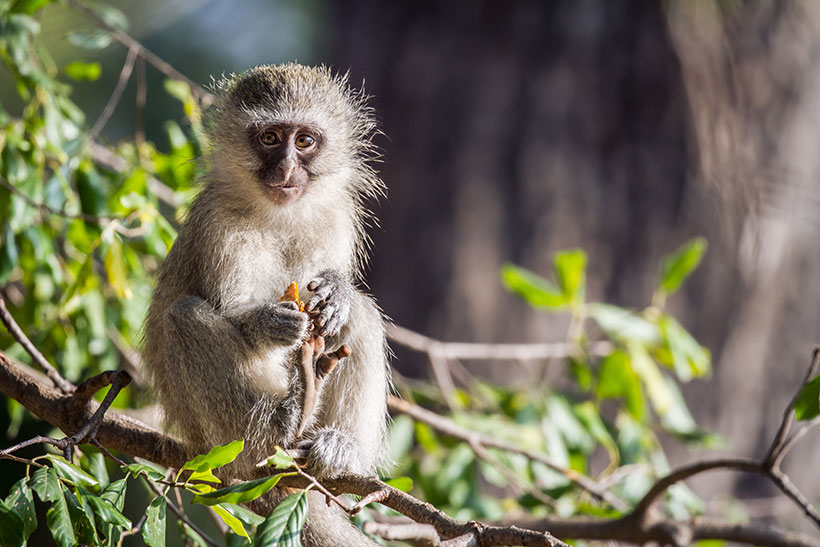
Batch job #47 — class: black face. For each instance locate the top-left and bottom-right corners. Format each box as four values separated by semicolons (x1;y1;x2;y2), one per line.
250;123;323;205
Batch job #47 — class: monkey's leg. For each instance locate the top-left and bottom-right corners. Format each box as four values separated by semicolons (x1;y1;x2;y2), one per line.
305;293;389;477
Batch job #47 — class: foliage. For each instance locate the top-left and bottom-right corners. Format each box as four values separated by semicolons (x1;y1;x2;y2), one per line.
2;1;809;546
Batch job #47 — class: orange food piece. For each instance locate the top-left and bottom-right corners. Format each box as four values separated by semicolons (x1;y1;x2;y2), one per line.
280;281;305;312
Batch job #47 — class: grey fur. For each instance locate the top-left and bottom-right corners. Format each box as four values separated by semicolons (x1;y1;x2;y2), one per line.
142;63;388;546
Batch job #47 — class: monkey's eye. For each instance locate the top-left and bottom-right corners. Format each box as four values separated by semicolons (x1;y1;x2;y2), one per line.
295;134;316;149
259;131;280;146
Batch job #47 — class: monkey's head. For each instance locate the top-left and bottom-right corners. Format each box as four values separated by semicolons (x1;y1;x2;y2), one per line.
206;64;382;210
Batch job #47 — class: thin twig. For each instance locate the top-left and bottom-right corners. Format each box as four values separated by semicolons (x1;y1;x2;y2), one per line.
295;466;351;513
766;347;820;465
387;323;613;362
66;0;214;106
135;56;147;150
0;295;74;393
90;46;138;140
88;142;180;208
0;175;112;226
387;394;628;511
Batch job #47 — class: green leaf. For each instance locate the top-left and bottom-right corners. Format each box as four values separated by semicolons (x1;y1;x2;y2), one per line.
182;439;245;474
46;486;76;547
0;224;19;284
121;463;166;481
84;489;132;529
31;466;61;502
590;303;661;346
142;496;166;547
86;451;110;487
553;249;587;303
259;447;296;471
794;374;820;421
10;0;53;15
213;503;251;539
67;30;112;50
189;469;221;484
658;237;707;295
4;478;36;539
659;315;711;381
0;499;26;547
254;492;308;547
46;455;100;490
164;79;193;104
501;263;567;309
596;350;645;421
192;473;292;506
103;235;131;299
384;476;414;492
64;489;99;547
100;478;127;512
217;503;265;538
64;61;102;81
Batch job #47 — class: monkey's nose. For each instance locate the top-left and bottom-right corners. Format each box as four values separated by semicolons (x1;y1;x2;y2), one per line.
277;157;297;182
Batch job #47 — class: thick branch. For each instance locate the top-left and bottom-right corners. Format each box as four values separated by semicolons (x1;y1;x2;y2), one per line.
0;351;186;468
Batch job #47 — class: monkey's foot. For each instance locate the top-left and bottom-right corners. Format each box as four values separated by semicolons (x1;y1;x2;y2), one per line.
298;428;361;478
306;270;354;337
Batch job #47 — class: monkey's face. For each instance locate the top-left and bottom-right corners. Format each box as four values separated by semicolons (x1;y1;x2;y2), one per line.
249;123;324;205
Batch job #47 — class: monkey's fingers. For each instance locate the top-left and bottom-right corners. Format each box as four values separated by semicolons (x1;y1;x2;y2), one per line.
310;334;325;357
315;344;351;379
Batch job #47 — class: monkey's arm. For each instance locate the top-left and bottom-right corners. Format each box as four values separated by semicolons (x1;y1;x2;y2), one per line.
161;296;310;459
228;300;309;348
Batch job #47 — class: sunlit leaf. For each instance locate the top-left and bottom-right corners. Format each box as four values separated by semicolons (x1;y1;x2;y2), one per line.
659;315;711;381
657;237;707;296
596;350;646;421
214;503;251;539
103;235;131;299
794;374;820;421
591;303;661;346
259;446;295;471
254;491;308;547
384;476;414;492
501;263;567;309
192;473;292;506
182;439;245;474
64;61;101;81
553;249;587;303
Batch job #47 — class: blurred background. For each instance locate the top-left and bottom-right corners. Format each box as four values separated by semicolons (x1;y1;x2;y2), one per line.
4;0;820;532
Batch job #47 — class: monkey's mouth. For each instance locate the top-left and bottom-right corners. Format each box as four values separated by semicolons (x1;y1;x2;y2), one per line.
263;181;306;204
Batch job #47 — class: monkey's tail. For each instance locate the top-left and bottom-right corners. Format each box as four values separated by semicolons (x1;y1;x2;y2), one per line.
302;491;377;547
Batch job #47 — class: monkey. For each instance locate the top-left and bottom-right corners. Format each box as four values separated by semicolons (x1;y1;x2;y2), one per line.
141;63;389;546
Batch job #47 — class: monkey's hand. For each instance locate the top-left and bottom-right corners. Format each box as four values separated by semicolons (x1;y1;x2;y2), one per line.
306;269;354;338
234;301;309;348
298;428;362;478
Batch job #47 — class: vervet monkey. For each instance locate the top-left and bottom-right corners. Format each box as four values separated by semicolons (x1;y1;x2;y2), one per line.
142;63;388;546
